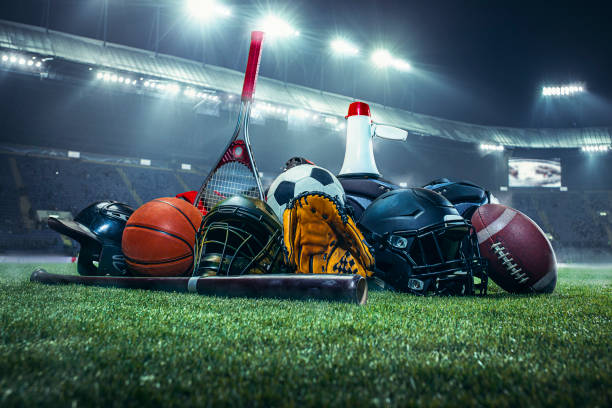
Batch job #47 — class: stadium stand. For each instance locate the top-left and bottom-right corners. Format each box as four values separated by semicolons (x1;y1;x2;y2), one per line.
0;153;205;254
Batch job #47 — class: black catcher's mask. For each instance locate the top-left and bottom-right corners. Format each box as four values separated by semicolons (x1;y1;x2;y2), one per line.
48;201;134;276
194;195;285;276
358;188;488;296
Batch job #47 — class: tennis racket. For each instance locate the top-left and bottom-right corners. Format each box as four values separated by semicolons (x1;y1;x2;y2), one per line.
195;31;265;212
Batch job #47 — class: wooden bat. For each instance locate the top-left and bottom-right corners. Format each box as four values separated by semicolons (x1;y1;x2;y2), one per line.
30;269;368;305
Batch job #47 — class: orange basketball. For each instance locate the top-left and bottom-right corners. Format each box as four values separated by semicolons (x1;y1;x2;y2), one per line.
122;197;203;276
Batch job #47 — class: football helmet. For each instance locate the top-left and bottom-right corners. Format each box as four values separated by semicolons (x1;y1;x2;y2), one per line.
423;178;497;219
194;195;285;276
358;188;488;296
48;201;134;276
337;174;398;222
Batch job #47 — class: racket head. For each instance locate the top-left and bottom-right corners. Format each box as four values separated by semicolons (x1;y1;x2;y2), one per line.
198;140;260;211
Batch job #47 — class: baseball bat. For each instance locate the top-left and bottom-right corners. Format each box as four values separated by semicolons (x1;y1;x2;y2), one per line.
30;269;368;305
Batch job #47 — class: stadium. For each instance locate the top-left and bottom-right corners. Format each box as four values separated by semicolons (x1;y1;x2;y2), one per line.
1;1;610;407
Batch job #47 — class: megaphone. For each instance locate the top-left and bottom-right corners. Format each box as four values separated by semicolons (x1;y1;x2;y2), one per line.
338;101;407;177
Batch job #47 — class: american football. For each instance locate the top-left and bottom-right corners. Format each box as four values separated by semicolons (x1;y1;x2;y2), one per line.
1;1;610;407
472;203;558;293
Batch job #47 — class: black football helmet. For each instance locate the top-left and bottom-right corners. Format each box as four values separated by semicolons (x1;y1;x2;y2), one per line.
48;201;134;276
358;188;488;296
194;195;285;276
423;178;497;219
337;174;399;222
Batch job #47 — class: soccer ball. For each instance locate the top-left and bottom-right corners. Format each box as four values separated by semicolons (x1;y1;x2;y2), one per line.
266;164;345;224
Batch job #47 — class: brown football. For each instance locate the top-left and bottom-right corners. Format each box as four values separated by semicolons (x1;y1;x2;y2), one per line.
471;203;557;294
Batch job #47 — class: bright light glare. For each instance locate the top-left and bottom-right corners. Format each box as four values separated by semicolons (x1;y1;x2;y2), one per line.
257;15;299;38
393;59;412;71
96;72;103;79
371;49;393;67
581;144;610;153
331;39;359;56
542;83;585;97
479;143;504;151
1;55;7;62
186;0;231;21
371;49;411;72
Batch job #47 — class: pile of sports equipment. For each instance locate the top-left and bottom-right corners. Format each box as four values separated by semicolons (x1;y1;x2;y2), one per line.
36;32;557;302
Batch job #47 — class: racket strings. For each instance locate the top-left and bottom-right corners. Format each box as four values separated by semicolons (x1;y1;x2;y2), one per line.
202;161;259;210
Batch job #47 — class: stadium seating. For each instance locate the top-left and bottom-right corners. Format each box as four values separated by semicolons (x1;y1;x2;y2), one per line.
0;154;204;254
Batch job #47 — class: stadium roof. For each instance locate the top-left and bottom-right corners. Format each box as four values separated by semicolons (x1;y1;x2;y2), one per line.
1;19;610;149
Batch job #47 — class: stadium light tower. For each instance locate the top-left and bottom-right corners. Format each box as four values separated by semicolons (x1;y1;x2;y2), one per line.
186;0;232;21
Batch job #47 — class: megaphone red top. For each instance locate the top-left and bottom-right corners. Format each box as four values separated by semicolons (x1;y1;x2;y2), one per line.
346;101;371;119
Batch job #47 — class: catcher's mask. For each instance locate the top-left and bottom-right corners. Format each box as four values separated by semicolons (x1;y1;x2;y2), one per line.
48;201;134;276
358;188;488;296
194;195;285;276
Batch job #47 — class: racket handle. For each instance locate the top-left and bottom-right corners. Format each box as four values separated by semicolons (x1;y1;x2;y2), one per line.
241;31;264;102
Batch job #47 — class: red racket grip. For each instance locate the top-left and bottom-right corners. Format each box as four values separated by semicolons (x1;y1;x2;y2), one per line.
241;31;264;102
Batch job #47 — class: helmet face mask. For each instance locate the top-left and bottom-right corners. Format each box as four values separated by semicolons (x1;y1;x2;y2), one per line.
194;196;285;276
359;188;488;296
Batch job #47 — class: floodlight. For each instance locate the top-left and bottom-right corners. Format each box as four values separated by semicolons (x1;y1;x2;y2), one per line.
9;55;16;63
331;39;359;56
111;74;118;82
96;72;103;79
542;83;585;97
186;0;231;21
479;143;504;151
103;73;110;81
35;61;42;68
257;15;299;38
371;49;393;68
393;59;411;71
1;55;7;62
18;58;26;65
581;144;610;153
27;60;34;66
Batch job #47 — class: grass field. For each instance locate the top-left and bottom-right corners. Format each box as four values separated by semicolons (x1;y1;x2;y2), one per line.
1;263;611;407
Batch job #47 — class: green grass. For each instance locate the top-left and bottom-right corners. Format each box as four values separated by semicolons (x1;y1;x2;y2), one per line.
1;264;611;407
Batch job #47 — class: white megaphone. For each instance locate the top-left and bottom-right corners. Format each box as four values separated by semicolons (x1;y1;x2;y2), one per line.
338;101;408;177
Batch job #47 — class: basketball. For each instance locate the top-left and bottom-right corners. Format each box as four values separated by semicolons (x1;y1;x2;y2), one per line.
122;197;203;276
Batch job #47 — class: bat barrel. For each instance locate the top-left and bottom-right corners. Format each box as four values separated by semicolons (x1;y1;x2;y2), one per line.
30;269;368;305
194;274;367;304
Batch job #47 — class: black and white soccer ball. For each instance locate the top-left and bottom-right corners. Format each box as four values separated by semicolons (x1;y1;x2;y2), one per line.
266;164;345;224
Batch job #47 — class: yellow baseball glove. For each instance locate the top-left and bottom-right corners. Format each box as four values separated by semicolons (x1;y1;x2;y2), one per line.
283;192;374;277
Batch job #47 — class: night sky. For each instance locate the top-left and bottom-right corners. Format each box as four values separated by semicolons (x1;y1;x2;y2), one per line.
1;0;610;127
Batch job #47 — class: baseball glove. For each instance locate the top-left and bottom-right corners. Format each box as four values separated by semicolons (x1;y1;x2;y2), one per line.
283;192;374;277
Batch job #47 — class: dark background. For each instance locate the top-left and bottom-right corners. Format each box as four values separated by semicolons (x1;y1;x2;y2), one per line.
1;0;611;127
